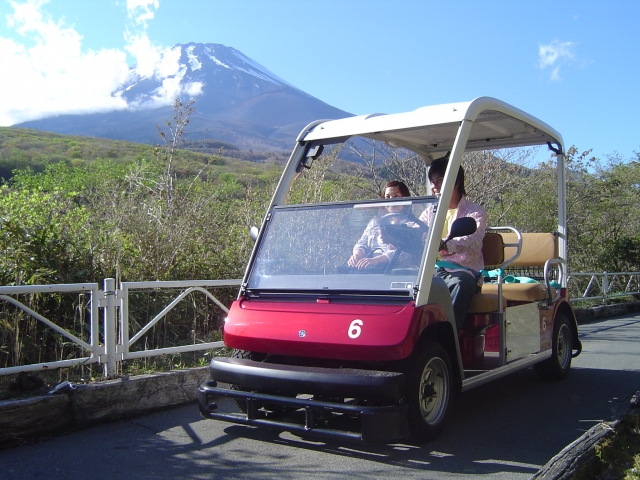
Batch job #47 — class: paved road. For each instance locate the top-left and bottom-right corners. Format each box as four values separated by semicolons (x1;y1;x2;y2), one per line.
2;314;640;480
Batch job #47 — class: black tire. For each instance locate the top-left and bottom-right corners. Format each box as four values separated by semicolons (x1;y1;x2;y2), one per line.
406;340;452;442
229;349;262;413
228;349;292;415
534;313;573;380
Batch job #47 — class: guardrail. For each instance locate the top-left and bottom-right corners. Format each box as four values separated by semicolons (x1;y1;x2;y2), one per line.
568;272;640;303
3;272;640;378
0;283;101;376
0;278;241;378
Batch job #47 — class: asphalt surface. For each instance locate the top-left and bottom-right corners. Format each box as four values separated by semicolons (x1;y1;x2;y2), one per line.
1;314;639;480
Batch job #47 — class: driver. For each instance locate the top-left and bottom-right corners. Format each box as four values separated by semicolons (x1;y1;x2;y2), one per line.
347;181;411;269
419;157;486;330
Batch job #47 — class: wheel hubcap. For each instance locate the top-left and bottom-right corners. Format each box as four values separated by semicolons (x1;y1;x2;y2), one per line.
557;324;571;368
418;357;449;424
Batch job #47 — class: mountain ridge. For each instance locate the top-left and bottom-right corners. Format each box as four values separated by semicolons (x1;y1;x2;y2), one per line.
16;43;353;151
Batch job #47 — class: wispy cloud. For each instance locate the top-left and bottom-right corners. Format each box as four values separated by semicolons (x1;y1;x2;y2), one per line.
538;40;576;81
124;0;163;79
0;0;202;126
126;0;159;27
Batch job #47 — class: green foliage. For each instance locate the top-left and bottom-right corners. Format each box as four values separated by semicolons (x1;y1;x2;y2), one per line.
561;148;640;272
1;99;639;375
0;125;275;184
477;146;640;273
0;99;278;371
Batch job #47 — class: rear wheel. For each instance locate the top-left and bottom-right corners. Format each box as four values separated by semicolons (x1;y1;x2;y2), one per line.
535;313;573;380
406;340;452;442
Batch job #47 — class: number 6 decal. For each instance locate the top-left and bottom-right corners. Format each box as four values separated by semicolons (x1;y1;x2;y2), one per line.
348;319;363;339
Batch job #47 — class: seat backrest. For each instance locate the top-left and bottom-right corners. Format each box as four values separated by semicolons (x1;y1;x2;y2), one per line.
501;232;557;267
482;232;505;267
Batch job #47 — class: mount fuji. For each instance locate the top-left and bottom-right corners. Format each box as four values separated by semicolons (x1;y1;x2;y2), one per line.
15;43;352;151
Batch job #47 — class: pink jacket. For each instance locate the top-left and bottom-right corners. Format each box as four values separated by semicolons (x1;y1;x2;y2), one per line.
419;196;487;275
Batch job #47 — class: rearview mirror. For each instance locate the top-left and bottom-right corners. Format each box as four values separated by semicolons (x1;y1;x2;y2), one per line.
448;217;477;239
440;217;477;250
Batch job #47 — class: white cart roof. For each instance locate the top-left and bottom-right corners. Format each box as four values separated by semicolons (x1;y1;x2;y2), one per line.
300;96;563;158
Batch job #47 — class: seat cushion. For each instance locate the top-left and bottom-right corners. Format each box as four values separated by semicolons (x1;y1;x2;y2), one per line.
468;293;506;313
482;282;547;302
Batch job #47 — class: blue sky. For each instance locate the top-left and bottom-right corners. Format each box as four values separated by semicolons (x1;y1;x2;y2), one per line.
1;0;638;162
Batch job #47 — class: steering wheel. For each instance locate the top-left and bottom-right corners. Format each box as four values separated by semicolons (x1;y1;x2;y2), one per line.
378;213;427;273
379;213;426;253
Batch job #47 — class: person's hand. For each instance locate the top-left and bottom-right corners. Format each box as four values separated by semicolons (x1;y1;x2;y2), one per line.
355;254;389;269
348;250;365;267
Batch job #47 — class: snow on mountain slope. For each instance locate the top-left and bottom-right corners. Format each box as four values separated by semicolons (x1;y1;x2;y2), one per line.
115;42;298;111
16;42;352;150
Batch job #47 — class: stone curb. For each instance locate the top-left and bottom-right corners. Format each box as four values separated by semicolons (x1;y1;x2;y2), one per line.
573;300;640;324
0;367;208;446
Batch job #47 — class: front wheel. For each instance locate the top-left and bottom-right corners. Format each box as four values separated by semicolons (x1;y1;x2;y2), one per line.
228;349;293;415
535;313;573;380
406;340;452;442
229;349;265;413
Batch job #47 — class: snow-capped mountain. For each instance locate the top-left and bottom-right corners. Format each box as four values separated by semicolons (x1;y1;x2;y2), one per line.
16;43;352;150
115;43;299;113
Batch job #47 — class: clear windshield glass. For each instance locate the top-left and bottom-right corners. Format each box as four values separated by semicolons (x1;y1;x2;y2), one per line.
246;197;437;297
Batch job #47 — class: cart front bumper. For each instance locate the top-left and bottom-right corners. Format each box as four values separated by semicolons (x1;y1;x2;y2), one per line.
198;357;408;443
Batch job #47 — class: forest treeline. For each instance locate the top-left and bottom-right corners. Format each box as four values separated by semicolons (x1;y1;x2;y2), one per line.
2;129;638;291
1;100;639;373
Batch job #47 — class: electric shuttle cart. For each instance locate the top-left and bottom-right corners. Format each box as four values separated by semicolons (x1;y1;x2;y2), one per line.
198;97;581;443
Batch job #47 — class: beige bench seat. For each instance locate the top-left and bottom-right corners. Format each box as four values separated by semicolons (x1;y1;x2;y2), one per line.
481;282;547;302
468;292;507;314
466;230;558;313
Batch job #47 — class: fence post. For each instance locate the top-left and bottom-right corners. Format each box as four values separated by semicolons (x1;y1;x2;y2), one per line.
603;272;609;305
103;278;117;377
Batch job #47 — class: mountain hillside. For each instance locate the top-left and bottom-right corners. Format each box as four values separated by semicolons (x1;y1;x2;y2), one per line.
0;126;279;182
16;43;352;151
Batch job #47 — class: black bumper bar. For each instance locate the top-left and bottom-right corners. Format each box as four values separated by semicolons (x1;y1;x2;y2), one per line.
209;357;405;403
198;381;408;443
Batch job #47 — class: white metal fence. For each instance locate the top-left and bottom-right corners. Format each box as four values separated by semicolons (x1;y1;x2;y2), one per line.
0;278;240;378
2;272;640;378
568;272;640;304
0;283;100;376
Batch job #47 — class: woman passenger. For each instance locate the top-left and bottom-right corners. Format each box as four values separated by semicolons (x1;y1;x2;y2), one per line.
347;181;411;269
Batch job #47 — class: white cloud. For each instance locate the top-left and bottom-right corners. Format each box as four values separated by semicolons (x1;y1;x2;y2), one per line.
127;0;160;27
124;32;163;78
123;0;165;79
185;81;203;97
121;0;204;110
0;0;203;126
538;40;576;81
0;0;131;125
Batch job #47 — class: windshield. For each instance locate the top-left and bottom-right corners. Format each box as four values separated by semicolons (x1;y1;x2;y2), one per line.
246;197;437;298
